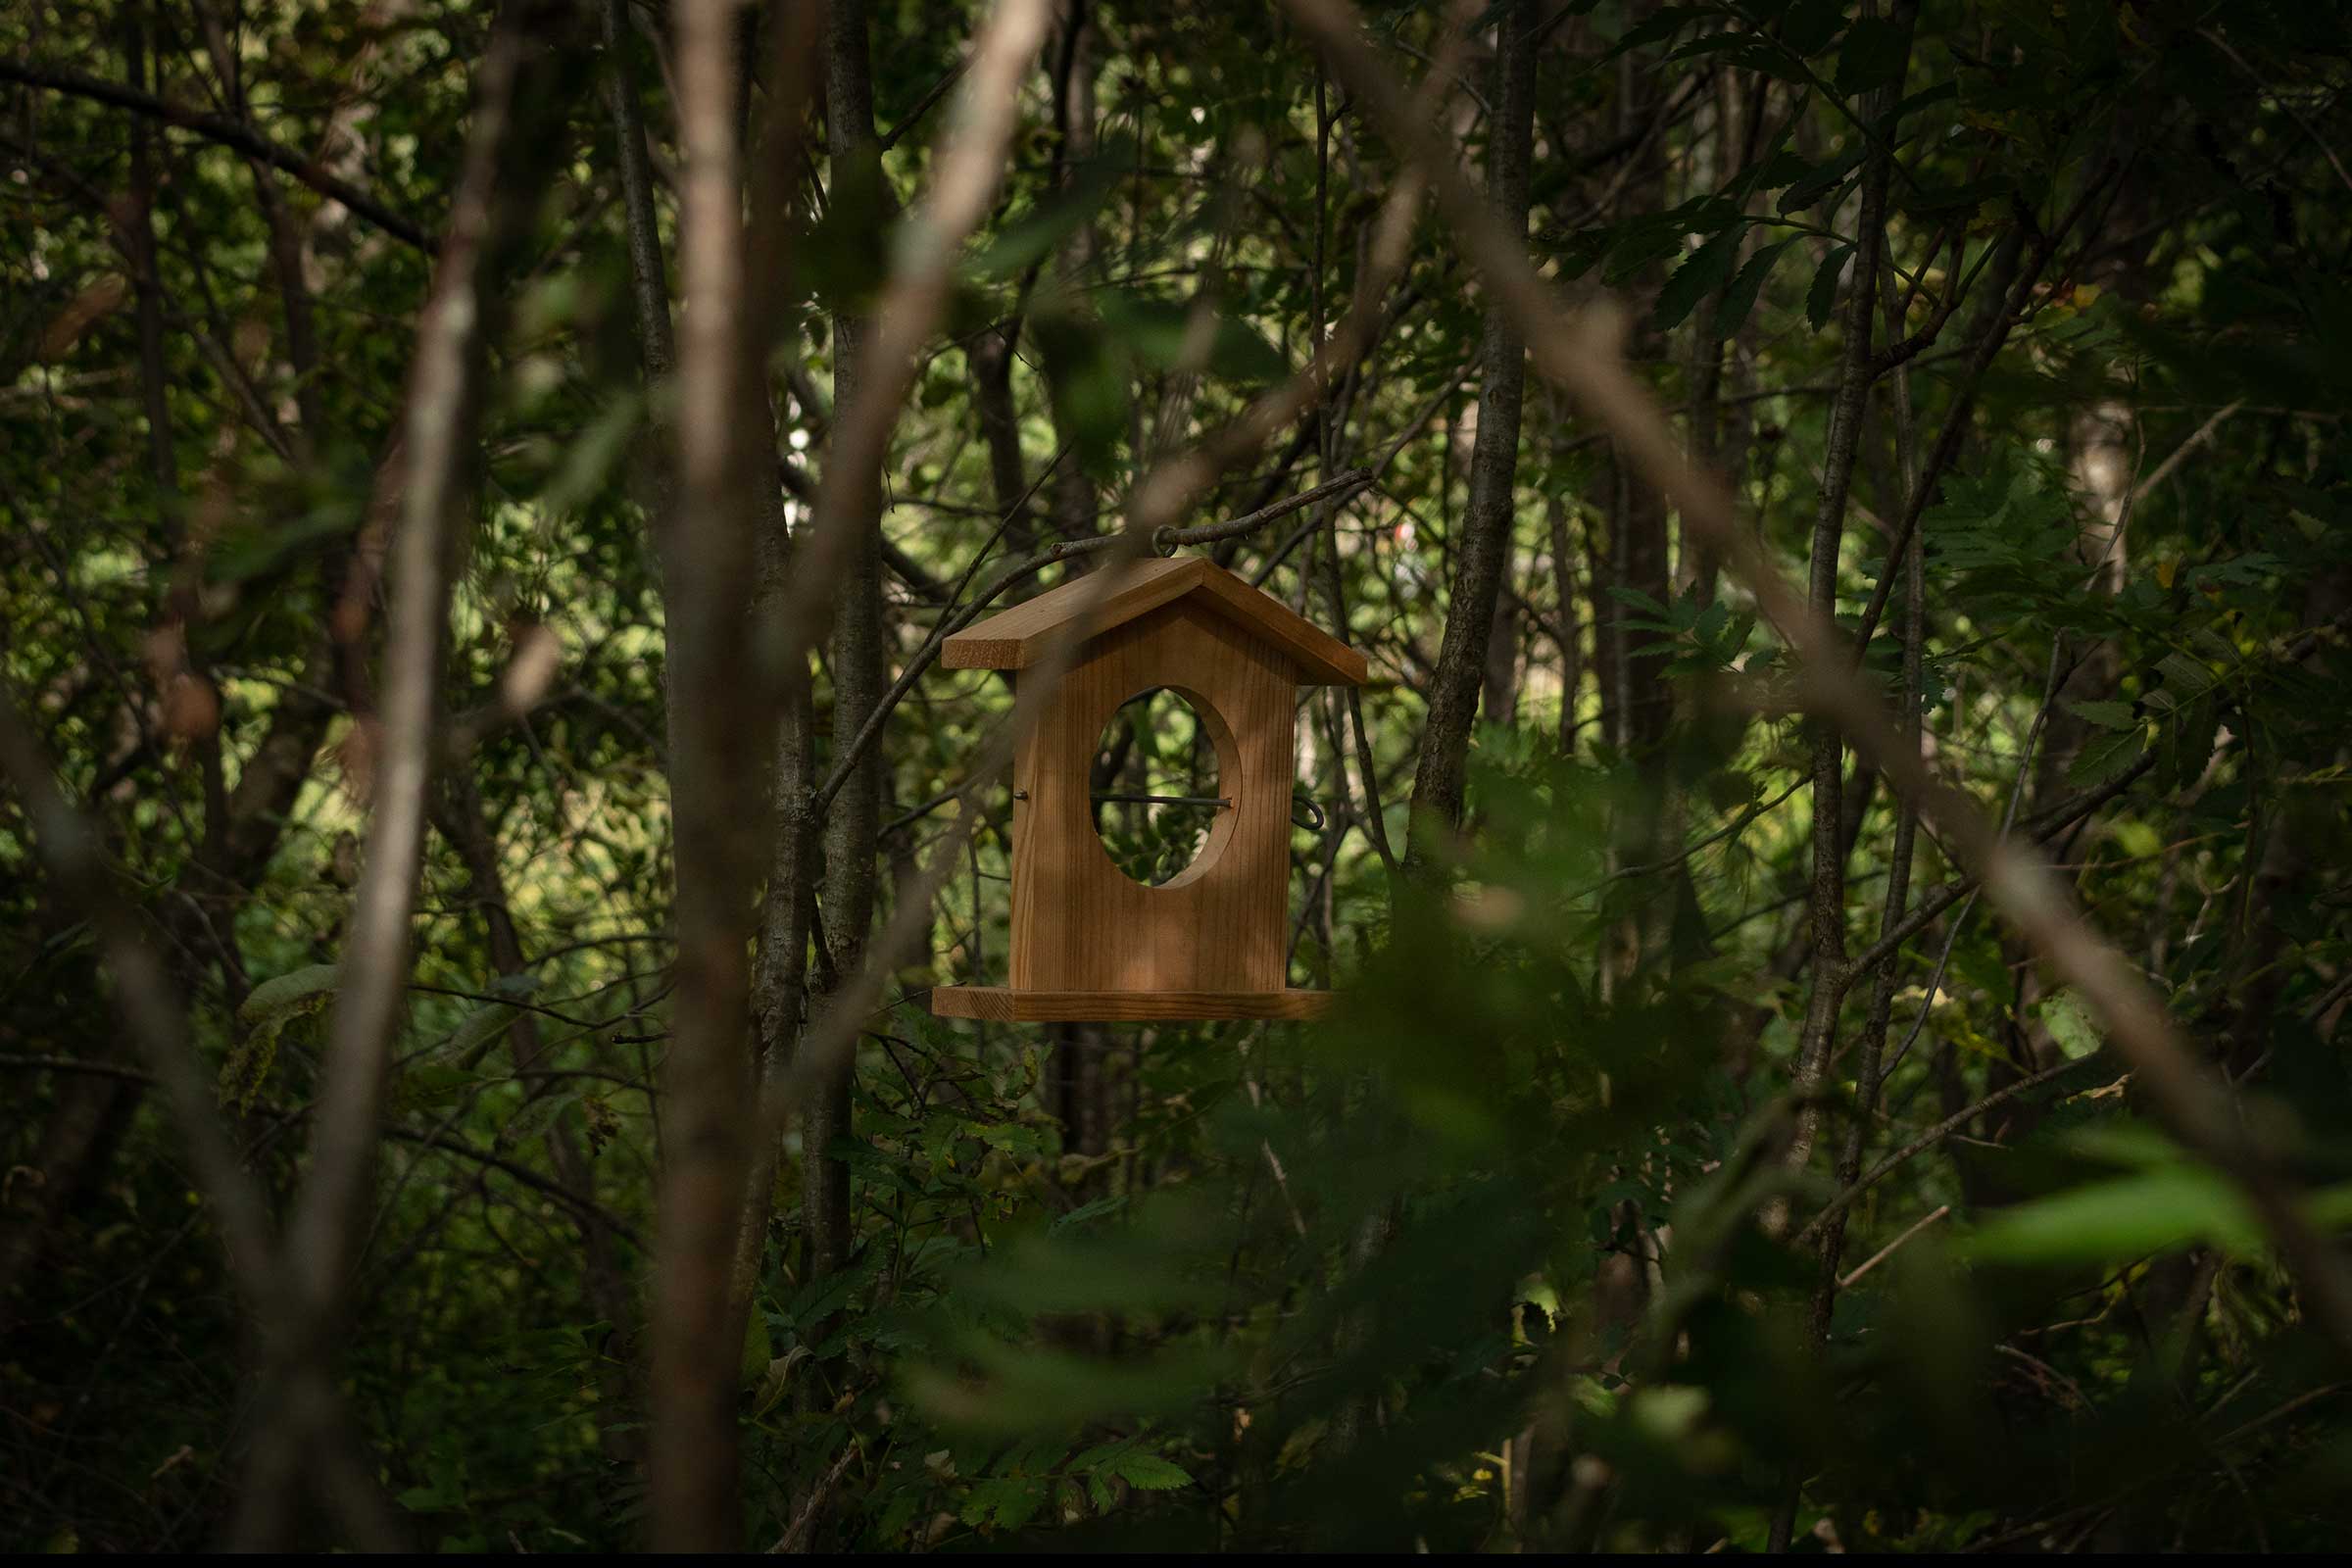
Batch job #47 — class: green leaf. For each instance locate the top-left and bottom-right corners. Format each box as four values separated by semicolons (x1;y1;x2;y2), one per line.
221;962;340;1111
437;1001;520;1070
1896;175;2013;219
1208;315;1289;384
1951;936;2016;1011
2034;989;2103;1060
238;962;341;1027
1711;238;1795;338
960;1476;1049;1530
1806;243;1854;330
1732;146;1823;200
875;1488;922;1542
2065;726;2147;790
1050;1193;1128;1232
2159;695;2222;793
1963;1166;2259;1265
1779;0;1846;57
1669;33;1815;86
1092;291;1285;384
738;1316;776;1392
2068;1122;2189;1170
1098;291;1193;368
2309;1183;2352;1231
539;395;641;516
1034;310;1129;476
2062;698;2137;730
1781;148;1863;213
966;147;1128;280
1836;13;1910;95
1606;4;1710;58
2155;651;2219;698
391;1061;478;1112
1111;1452;1195;1492
1652;226;1744;331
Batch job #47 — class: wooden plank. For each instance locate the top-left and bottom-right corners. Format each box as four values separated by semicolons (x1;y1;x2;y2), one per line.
1011;599;1292;994
931;986;1336;1022
942;557;1203;670
943;556;1367;685
1189;564;1370;686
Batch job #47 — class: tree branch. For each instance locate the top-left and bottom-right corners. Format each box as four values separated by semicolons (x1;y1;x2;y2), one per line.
0;57;434;252
1284;0;2352;1362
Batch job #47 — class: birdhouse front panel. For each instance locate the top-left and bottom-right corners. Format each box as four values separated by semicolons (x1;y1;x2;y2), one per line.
930;555;1366;1022
1010;598;1294;996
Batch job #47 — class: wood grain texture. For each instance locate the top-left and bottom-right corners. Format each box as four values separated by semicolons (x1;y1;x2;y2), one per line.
931;574;1368;1023
1008;597;1295;995
1184;562;1369;686
944;556;1367;685
931;986;1336;1022
944;557;1202;671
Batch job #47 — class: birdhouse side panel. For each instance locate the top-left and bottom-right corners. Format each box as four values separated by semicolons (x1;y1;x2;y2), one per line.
1008;601;1298;995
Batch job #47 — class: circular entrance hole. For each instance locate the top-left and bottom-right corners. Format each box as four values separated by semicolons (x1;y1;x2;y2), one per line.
1091;687;1225;887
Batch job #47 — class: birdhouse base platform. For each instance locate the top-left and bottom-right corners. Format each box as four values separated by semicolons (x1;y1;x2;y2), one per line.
930;986;1335;1023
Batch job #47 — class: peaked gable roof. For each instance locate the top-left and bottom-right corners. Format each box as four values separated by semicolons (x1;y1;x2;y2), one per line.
942;556;1368;686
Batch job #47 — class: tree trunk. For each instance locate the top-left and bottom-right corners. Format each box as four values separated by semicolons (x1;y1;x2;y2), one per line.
807;0;887;1310
1401;0;1537;874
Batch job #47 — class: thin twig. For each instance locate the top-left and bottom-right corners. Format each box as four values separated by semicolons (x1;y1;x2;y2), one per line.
0;57;433;251
810;469;1369;819
1792;1057;2100;1249
1838;1203;1950;1291
769;1440;862;1552
1285;0;2352;1358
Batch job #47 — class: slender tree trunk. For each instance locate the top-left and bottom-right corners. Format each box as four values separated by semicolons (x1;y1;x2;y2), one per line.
1687;67;1771;609
0;8;189;1316
807;0;887;1315
1545;483;1582;751
1402;0;1536;874
971;328;1039;560
1583;459;1622;755
1780;0;1912;1197
1047;0;1100;545
651;0;772;1547
1803;285;1928;1348
1769;4;1914;1550
1615;468;1672;758
1481;581;1519;727
1610;44;1676;769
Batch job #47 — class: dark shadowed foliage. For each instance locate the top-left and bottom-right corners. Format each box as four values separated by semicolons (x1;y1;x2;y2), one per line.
6;0;2352;1551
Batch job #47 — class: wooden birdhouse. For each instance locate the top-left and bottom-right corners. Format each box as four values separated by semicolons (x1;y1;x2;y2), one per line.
930;555;1368;1023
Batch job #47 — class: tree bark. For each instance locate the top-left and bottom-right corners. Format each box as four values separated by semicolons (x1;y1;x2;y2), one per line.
1401;0;1536;874
648;0;774;1546
1046;0;1101;548
1769;3;1915;1549
807;0;888;1314
1779;0;1912;1204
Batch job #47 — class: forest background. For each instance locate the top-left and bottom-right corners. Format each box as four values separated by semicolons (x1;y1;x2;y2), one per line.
7;0;2352;1551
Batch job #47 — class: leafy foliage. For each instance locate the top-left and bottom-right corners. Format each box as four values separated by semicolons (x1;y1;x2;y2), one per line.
6;0;2352;1554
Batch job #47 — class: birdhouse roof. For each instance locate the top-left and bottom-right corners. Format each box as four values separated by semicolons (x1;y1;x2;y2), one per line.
942;556;1369;686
